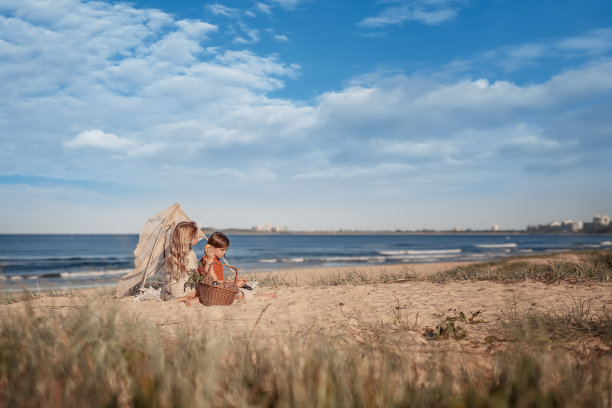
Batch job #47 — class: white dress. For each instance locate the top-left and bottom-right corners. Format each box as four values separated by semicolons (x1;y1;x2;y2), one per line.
165;251;198;298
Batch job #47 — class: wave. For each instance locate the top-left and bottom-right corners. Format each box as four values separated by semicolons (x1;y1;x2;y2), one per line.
321;256;385;262
60;269;130;278
379;249;461;255
1;269;131;281
257;256;387;264
0;255;131;261
474;243;518;248
260;258;303;264
257;253;462;265
602;241;612;246
386;254;461;260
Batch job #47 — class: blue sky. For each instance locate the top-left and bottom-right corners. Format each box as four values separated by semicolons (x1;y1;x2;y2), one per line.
1;0;611;233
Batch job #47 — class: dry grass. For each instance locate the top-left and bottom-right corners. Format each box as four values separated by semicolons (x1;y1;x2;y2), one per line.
0;285;80;305
254;250;612;287
1;296;610;407
242;272;298;287
430;250;612;284
497;298;612;346
1;250;611;406
309;266;418;286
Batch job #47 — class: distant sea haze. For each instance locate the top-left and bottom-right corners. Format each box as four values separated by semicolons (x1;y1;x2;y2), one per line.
1;234;611;291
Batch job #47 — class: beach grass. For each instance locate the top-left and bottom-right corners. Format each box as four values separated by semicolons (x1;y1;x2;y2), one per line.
242;272;298;287
1;250;611;406
298;250;612;286
498;298;612;345
429;249;612;284
309;266;419;286
1;296;609;407
0;285;80;305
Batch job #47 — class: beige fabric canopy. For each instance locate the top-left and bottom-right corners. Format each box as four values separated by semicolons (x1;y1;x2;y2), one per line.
116;203;206;298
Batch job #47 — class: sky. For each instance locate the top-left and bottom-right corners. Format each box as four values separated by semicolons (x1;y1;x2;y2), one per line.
1;0;611;233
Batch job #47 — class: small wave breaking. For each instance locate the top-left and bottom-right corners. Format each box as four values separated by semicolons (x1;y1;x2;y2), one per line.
474;243;518;248
379;249;461;256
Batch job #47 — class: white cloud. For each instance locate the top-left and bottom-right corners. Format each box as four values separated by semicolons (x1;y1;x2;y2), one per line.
557;28;612;54
465;28;612;73
233;23;260;44
63;130;133;150
378;139;459;158
292;163;415;180
358;1;460;28
274;34;289;42
206;4;241;18
176;20;217;40
267;0;308;10
412;8;457;25
149;31;203;64
256;2;273;15
1;0;611;232
504;135;560;151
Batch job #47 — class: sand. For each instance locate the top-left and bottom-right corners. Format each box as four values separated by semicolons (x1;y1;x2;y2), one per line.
3;260;611;352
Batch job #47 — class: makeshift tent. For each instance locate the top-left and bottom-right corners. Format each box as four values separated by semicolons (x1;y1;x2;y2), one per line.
116;203;205;297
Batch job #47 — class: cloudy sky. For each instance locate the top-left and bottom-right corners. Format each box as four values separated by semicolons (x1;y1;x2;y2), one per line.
1;0;611;233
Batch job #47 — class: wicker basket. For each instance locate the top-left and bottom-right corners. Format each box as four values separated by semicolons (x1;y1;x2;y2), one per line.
198;262;239;306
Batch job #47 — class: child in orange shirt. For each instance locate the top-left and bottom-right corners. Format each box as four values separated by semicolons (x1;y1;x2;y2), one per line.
202;231;247;287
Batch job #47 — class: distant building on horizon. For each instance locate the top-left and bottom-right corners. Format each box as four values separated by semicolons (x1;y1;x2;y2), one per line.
528;214;609;233
583;214;610;233
252;223;289;233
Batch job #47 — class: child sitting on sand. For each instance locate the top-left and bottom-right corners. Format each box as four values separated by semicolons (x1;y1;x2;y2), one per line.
202;232;247;287
177;231;275;305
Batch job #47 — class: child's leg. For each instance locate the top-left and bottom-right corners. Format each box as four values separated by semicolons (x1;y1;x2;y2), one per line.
182;296;200;307
172;288;197;304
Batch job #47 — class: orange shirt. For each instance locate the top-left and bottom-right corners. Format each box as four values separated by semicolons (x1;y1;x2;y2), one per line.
201;256;224;281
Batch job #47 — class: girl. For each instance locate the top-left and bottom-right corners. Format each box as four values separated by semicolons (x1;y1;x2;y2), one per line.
174;231;245;305
202;232;276;301
164;221;201;299
202;231;246;286
177;231;275;305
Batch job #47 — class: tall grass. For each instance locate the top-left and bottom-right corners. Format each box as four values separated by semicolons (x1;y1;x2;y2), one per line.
2;250;611;406
427;250;612;284
0;286;79;305
259;250;612;287
310;266;418;286
496;298;612;346
1;298;610;407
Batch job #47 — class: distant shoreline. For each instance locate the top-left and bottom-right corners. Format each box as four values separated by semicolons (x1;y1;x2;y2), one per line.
211;229;612;236
1;230;612;236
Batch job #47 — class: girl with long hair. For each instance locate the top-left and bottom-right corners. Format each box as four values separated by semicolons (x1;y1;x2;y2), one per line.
164;221;201;299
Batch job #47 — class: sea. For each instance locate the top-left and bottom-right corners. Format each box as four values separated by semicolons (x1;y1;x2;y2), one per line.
1;233;611;291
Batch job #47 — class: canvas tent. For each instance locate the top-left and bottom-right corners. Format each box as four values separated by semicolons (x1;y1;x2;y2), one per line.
116;203;205;297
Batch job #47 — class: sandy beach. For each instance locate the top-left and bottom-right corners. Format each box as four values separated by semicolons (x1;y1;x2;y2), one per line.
2;255;611;406
3;259;610;347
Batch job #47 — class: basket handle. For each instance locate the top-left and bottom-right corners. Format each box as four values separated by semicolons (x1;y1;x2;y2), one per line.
202;260;239;286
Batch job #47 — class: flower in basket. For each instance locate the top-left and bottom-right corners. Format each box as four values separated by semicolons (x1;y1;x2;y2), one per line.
187;258;212;288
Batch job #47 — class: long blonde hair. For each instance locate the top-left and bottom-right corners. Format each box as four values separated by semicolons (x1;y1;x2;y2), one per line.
166;221;199;281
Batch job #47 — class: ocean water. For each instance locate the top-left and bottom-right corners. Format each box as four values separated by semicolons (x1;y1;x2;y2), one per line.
1;233;611;291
